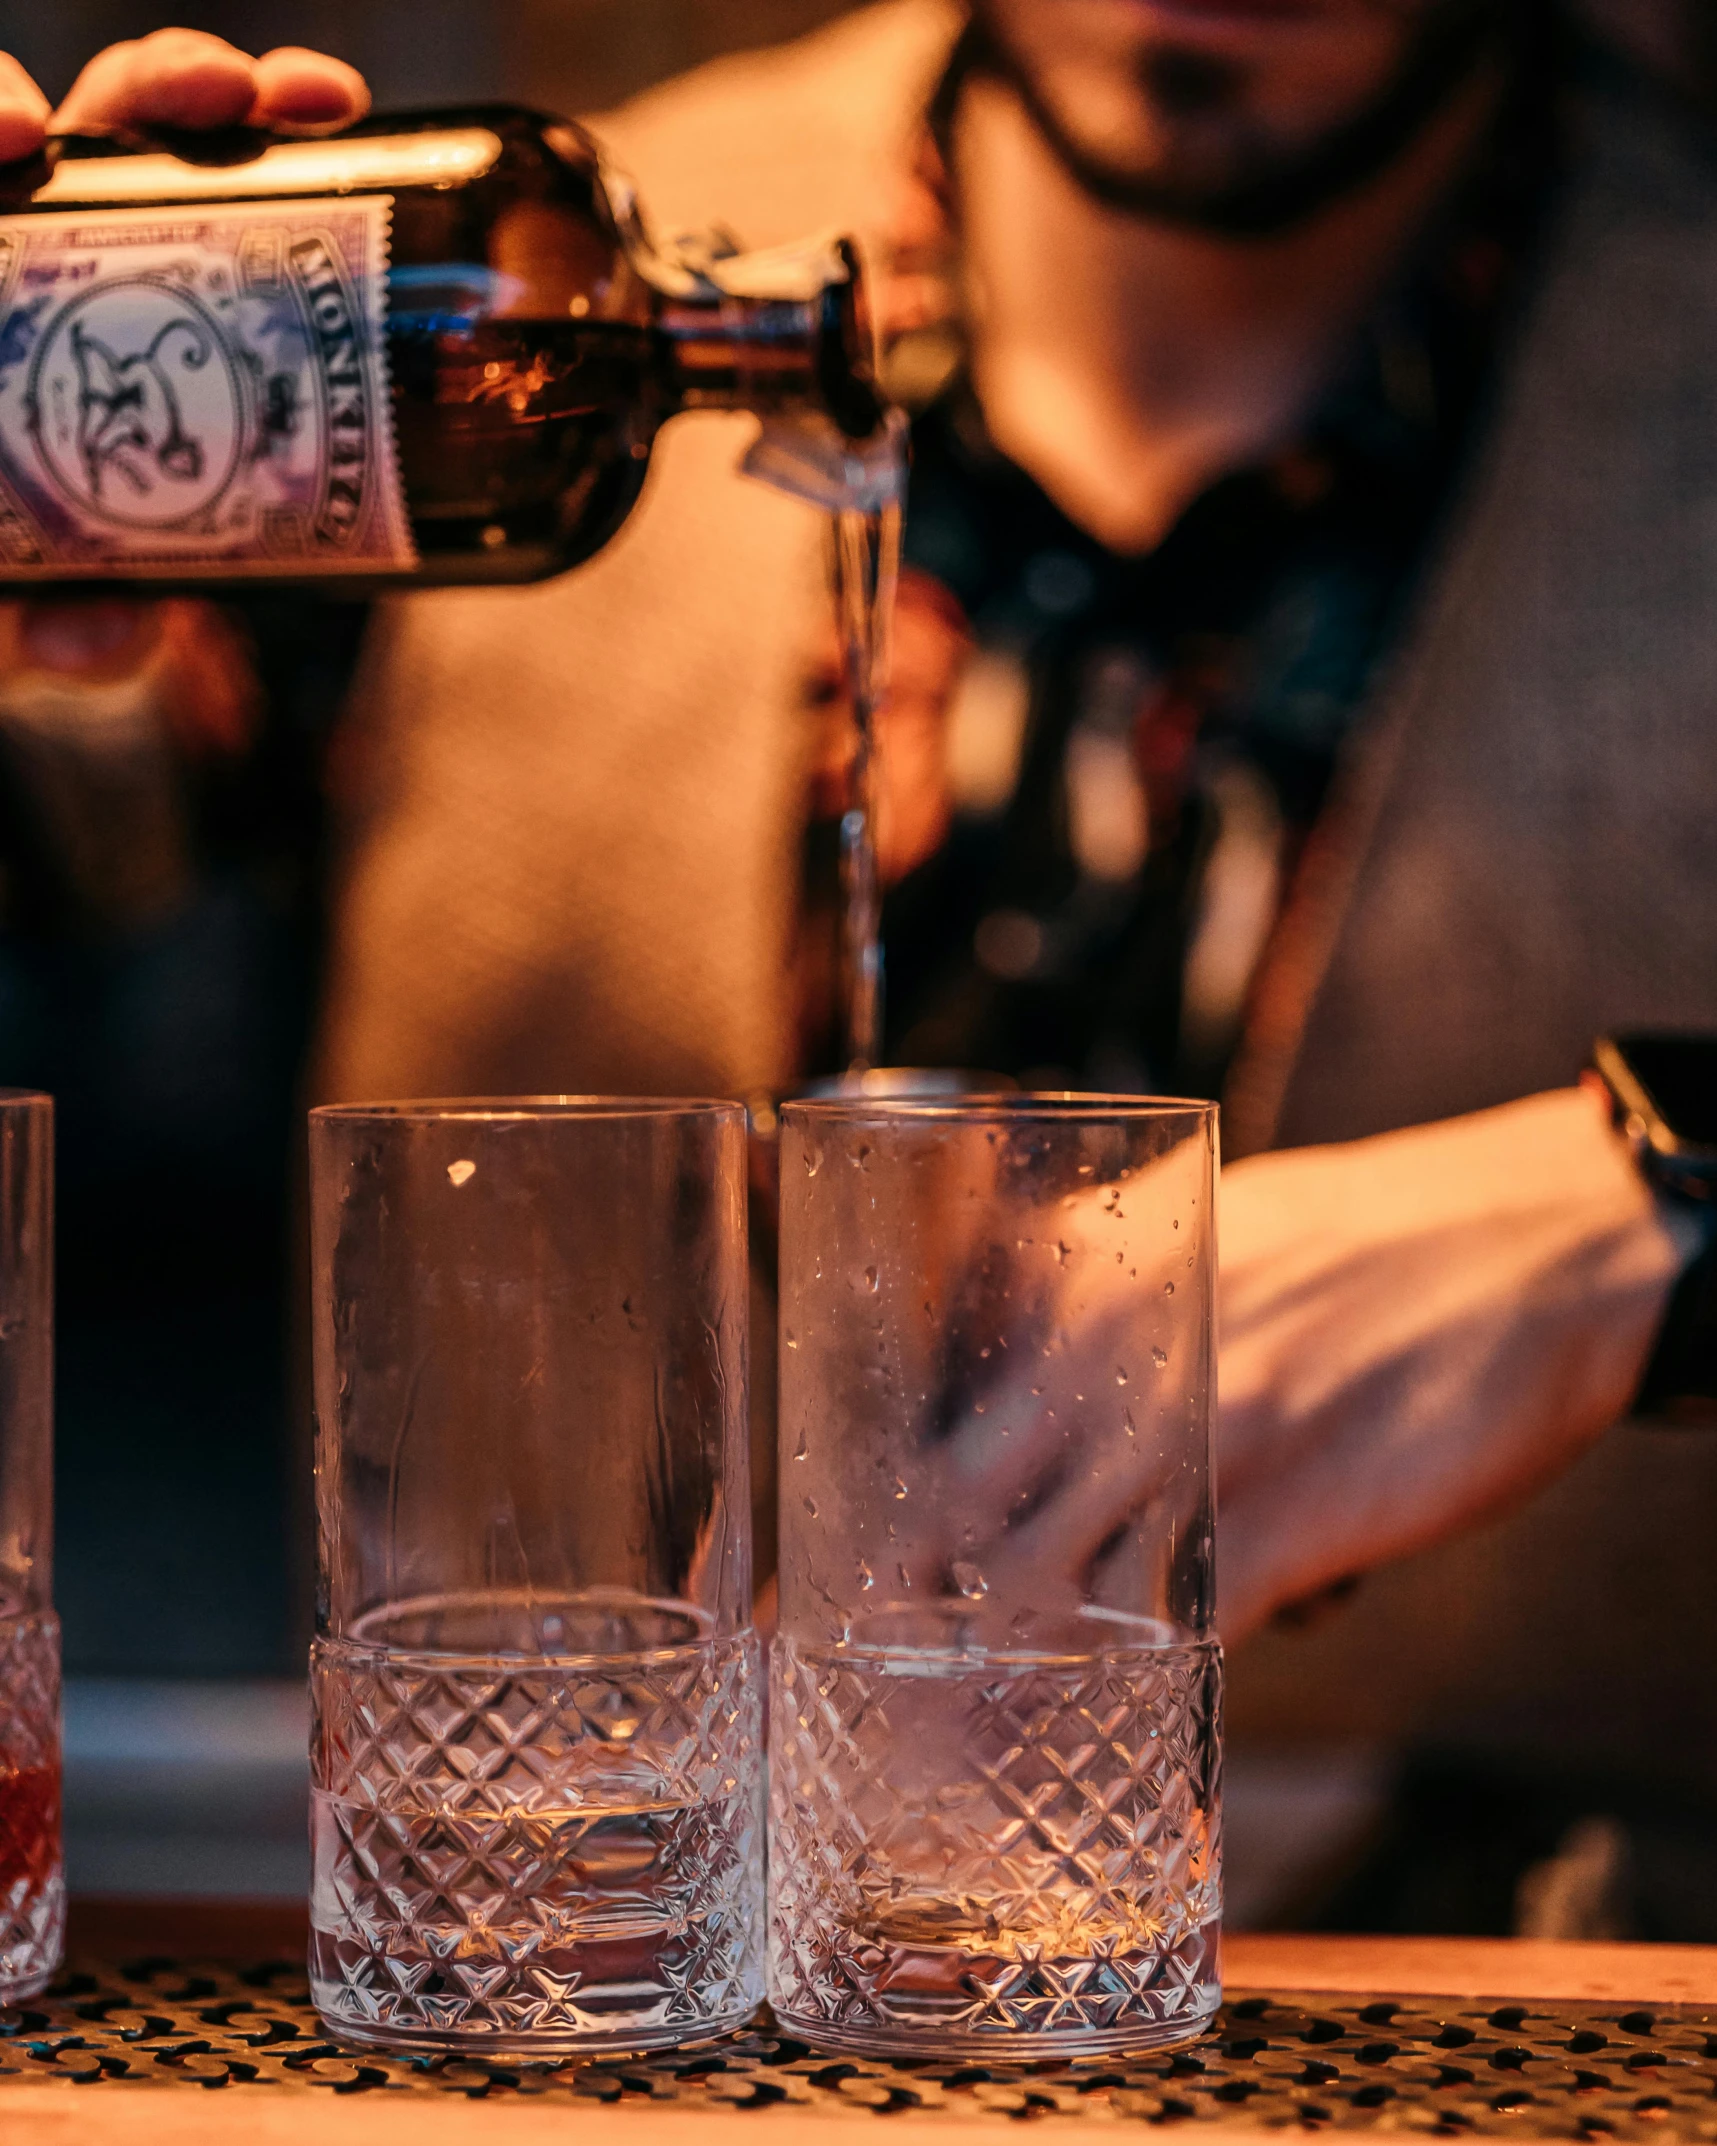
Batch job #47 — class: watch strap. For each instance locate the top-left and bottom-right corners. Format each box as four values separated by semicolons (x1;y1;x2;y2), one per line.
1635;1202;1717;1421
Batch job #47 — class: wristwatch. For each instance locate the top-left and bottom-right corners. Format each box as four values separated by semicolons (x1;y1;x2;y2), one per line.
1592;1033;1717;1419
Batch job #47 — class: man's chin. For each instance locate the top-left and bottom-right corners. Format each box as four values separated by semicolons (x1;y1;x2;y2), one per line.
977;0;1505;237
1059;0;1341;40
992;0;1367;78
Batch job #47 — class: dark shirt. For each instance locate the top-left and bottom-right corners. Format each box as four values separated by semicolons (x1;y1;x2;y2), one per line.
877;63;1556;1097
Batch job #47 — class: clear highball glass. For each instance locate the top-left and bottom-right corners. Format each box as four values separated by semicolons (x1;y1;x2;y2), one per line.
770;1096;1220;2059
307;1099;761;2056
0;1092;59;2002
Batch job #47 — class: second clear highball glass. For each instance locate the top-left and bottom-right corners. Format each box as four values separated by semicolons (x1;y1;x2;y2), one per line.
769;1097;1221;2059
307;1099;759;2056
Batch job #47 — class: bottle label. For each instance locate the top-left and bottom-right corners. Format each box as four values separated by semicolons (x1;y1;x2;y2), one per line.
0;197;417;579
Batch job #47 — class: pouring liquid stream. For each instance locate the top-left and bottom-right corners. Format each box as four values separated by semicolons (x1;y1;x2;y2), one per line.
833;495;902;1074
742;407;908;1079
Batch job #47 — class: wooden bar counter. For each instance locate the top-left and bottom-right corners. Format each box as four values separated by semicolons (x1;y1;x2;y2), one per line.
8;1904;1717;2144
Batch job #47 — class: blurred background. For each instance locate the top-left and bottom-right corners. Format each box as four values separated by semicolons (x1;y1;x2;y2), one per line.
5;0;852;117
0;0;1711;119
0;0;1711;1930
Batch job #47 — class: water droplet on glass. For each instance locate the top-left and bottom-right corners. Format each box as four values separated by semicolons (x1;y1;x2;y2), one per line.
857;1559;874;1591
951;1560;989;1599
793;1429;809;1461
1153;1345;1169;1368
1124;1407;1137;1438
785;1327;799;1351
865;1265;879;1292
1053;1240;1072;1264
896;1562;912;1590
979;1345;992;1360
804;1146;821;1176
1173;1217;1180;1229
1116;1367;1128;1386
1164;1281;1175;1296
892;1476;908;1500
803;1496;818;1518
447;1158;476;1188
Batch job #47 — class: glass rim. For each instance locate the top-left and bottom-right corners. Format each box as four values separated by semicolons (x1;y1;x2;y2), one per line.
780;1091;1217;1126
309;1095;746;1125
0;1090;51;1110
323;1587;727;1665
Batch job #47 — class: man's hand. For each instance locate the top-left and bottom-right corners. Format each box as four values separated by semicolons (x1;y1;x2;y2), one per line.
0;29;367;165
915;1086;1689;1651
1217;1086;1694;1638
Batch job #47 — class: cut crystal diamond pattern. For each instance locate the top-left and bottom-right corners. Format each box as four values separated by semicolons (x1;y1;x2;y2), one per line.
769;1636;1221;2057
310;1629;763;2053
0;1609;63;2002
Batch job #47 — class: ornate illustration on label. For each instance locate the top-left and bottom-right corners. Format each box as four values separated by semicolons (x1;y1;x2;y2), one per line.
0;197;416;578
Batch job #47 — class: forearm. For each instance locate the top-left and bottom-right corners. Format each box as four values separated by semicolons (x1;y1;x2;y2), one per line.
1216;1087;1690;1642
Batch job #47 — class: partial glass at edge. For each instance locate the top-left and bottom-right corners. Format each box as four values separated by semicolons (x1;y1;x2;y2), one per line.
0;1092;59;2002
307;1099;759;2055
770;1097;1220;2058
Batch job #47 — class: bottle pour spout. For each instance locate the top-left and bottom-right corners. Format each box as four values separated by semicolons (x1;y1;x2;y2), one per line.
741;406;908;516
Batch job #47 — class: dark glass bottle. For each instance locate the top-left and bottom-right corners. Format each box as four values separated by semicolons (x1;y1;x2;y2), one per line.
0;106;881;589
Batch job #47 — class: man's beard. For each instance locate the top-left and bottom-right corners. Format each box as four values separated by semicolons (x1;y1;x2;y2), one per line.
964;0;1516;237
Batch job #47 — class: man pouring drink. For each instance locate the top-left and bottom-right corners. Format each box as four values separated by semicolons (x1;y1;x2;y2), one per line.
0;0;1713;1929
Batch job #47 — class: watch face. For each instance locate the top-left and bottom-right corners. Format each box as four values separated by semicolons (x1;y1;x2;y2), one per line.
1616;1035;1717;1157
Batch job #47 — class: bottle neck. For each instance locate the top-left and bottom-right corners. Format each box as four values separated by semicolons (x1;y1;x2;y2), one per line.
662;291;827;411
648;240;883;438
